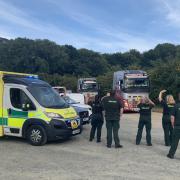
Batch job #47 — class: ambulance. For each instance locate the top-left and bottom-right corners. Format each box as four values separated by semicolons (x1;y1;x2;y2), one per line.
0;71;81;145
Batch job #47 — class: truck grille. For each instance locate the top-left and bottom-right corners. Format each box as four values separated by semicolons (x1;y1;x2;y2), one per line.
128;96;142;107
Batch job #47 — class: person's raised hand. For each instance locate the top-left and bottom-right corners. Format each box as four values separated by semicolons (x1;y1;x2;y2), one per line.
161;90;167;93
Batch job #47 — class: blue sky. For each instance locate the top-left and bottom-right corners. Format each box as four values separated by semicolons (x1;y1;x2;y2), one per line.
0;0;180;53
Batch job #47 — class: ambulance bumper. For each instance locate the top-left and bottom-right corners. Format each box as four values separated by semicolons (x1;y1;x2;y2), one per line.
47;118;82;140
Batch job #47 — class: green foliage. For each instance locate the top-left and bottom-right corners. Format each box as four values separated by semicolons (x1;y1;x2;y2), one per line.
97;71;114;96
39;73;78;92
0;37;180;99
149;59;180;100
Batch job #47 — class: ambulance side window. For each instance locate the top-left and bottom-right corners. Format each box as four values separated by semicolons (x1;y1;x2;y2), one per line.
10;88;36;111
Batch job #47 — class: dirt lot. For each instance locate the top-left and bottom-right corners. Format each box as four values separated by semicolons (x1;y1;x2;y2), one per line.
0;112;180;180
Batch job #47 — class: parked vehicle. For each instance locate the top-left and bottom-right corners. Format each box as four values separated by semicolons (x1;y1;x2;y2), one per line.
0;71;81;146
113;70;150;112
77;78;99;103
53;86;67;96
67;93;85;104
62;96;92;125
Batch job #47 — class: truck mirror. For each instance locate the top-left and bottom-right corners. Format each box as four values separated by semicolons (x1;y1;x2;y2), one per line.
98;84;100;90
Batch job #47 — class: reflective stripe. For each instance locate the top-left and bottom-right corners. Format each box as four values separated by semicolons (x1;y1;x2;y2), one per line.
3;109;8;116
28;110;50;121
45;107;77;119
8;117;25;127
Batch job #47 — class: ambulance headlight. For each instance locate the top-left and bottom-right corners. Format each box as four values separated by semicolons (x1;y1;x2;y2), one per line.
44;112;64;119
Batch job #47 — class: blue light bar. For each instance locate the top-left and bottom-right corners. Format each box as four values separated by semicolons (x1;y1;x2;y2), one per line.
26;75;39;79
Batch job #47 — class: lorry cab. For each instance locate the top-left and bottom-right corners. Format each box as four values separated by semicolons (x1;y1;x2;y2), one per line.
77;78;99;104
0;71;81;145
113;70;150;112
53;86;67;96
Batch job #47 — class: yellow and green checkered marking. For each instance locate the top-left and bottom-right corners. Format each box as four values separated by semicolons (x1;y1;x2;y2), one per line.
0;118;8;125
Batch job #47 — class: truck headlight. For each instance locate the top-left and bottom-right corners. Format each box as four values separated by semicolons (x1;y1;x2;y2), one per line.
44;112;64;119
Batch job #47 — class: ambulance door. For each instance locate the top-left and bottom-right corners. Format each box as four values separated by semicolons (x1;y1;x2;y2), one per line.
3;84;36;137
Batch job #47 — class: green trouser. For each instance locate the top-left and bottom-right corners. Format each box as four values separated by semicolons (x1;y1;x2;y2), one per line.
136;118;151;145
106;120;120;146
162;115;173;146
168;127;180;157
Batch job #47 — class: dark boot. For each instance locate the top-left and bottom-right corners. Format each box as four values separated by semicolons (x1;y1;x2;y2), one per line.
89;125;96;142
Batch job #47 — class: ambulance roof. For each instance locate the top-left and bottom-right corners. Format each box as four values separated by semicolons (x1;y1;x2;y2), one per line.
3;76;50;87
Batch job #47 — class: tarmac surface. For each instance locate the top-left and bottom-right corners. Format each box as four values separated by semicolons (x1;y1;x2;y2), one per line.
0;112;180;180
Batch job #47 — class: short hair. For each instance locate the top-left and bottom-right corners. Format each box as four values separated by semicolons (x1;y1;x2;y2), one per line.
110;90;116;97
95;94;100;102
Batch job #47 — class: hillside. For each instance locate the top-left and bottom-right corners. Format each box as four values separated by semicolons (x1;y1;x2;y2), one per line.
0;37;8;43
0;37;179;99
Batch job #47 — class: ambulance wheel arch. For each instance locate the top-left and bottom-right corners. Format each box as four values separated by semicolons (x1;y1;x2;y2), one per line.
22;118;48;146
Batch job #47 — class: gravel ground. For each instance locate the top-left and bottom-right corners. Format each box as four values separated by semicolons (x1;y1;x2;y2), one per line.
0;112;180;180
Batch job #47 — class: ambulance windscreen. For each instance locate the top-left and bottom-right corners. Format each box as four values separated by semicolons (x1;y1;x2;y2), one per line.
28;86;68;108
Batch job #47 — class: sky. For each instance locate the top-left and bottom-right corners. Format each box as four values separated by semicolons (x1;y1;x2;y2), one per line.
0;0;180;53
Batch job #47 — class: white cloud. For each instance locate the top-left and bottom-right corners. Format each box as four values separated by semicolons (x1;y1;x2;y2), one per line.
0;1;41;30
0;32;13;39
45;1;165;52
0;0;169;53
157;0;180;27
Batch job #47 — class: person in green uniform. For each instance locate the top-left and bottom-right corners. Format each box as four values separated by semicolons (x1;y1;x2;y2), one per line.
136;97;155;146
102;90;123;148
89;95;104;142
167;92;180;159
159;90;175;146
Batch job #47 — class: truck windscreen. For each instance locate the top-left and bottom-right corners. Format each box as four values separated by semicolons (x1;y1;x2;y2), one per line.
82;83;98;91
28;86;68;108
125;78;149;89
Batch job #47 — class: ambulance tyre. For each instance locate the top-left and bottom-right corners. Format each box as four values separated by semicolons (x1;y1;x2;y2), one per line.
27;125;47;146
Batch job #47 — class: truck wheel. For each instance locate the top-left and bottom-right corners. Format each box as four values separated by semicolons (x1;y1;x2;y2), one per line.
27;125;47;146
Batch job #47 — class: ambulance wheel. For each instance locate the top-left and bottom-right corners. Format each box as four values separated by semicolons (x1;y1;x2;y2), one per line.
27;125;47;146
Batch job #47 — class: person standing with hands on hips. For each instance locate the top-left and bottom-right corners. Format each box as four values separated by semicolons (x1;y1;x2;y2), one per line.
102;90;124;148
159;90;175;146
136;97;155;146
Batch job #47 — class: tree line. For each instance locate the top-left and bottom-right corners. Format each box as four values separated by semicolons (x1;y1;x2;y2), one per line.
0;37;179;101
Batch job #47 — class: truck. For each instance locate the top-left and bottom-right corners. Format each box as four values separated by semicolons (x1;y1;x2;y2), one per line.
0;71;81;145
77;78;99;103
53;86;67;96
113;70;150;112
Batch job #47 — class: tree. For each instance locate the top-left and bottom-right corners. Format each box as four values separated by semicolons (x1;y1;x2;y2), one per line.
0;37;179;100
149;59;180;100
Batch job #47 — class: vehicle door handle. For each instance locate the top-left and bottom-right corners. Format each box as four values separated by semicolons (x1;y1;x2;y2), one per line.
8;108;12;115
